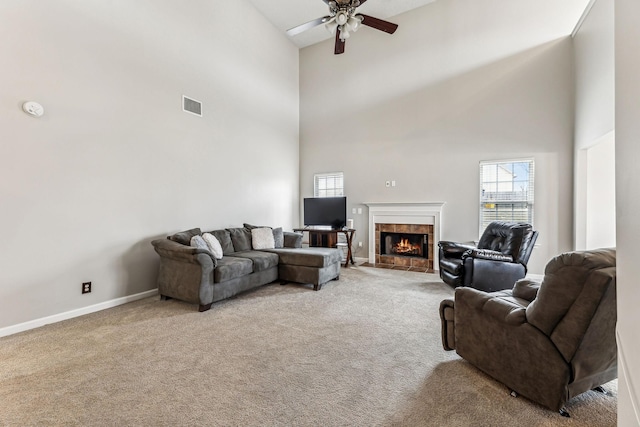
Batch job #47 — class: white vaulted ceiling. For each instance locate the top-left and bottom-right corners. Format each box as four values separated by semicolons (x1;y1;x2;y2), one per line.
247;0;437;48
247;0;594;49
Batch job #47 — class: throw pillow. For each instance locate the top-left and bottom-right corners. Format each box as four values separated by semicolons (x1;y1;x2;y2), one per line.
209;229;235;254
202;233;224;259
190;235;209;251
227;227;252;252
272;227;284;248
243;223;270;230
251;227;275;250
169;228;202;245
284;231;303;248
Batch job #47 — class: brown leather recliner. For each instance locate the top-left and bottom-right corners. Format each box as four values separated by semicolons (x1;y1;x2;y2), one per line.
439;248;617;415
438;221;538;292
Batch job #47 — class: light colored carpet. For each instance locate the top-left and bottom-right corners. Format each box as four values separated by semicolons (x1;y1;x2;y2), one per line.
0;265;616;426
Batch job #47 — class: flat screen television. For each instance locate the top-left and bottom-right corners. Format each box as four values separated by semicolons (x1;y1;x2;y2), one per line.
303;197;347;230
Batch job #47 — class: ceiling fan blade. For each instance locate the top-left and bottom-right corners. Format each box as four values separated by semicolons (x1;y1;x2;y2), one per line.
335;31;345;55
286;16;331;36
359;14;398;35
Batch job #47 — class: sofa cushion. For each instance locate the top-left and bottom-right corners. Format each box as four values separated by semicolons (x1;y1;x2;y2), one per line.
251;227;275;250
214;256;253;283
168;228;201;245
202;233;224;259
265;247;342;268
227;251;279;272
283;232;303;248
273;227;284;248
227;227;252;252
208;229;235;255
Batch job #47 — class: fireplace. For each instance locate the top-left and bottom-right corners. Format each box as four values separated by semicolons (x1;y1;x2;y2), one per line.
380;232;428;258
375;223;434;270
365;202;444;273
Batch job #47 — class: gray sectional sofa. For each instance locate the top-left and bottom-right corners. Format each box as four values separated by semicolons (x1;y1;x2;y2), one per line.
151;225;342;312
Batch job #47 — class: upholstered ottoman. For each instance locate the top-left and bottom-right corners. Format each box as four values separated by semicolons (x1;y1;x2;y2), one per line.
265;247;342;290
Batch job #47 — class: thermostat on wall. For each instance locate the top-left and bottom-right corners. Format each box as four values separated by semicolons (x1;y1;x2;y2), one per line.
22;101;44;117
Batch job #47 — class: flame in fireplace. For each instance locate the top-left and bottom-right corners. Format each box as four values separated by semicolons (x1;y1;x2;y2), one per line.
394;238;421;255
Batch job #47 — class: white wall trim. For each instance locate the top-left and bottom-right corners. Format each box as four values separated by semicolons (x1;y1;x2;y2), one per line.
581;130;616;151
617;329;640;424
571;0;598;37
0;289;158;338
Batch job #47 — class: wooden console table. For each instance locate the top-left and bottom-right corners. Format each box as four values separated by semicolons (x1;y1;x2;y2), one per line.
294;228;356;267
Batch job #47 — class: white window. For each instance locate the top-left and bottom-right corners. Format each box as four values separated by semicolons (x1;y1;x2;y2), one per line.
479;159;534;232
314;172;344;197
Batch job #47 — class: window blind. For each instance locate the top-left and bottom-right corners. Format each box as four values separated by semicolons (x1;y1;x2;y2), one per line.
479;159;534;232
314;172;344;197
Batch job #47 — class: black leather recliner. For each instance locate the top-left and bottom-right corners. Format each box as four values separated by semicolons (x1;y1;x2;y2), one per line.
438;221;538;292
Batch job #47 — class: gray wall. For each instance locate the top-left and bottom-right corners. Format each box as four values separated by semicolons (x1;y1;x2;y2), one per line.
0;1;300;329
299;0;580;274
615;0;640;423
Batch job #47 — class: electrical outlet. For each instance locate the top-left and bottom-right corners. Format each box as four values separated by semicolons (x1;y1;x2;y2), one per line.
82;282;91;294
358;242;363;248
385;181;391;187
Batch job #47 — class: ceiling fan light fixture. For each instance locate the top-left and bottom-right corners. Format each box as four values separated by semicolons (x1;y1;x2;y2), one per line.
347;15;363;31
325;19;339;35
335;11;348;26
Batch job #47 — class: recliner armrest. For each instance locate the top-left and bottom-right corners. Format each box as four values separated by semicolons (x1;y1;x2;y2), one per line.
456;287;527;326
463;248;513;262
439;241;476;258
512;278;540;302
439;299;456;351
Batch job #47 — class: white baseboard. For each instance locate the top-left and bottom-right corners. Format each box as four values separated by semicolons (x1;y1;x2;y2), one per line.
617;329;640;424
0;289;158;338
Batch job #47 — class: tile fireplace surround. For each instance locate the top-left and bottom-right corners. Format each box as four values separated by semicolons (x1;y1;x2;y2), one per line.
365;202;444;272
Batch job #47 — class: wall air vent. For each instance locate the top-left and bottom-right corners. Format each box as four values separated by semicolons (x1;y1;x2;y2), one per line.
182;95;202;117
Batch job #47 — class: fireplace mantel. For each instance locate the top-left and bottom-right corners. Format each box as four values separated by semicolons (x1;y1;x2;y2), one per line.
364;202;445;270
